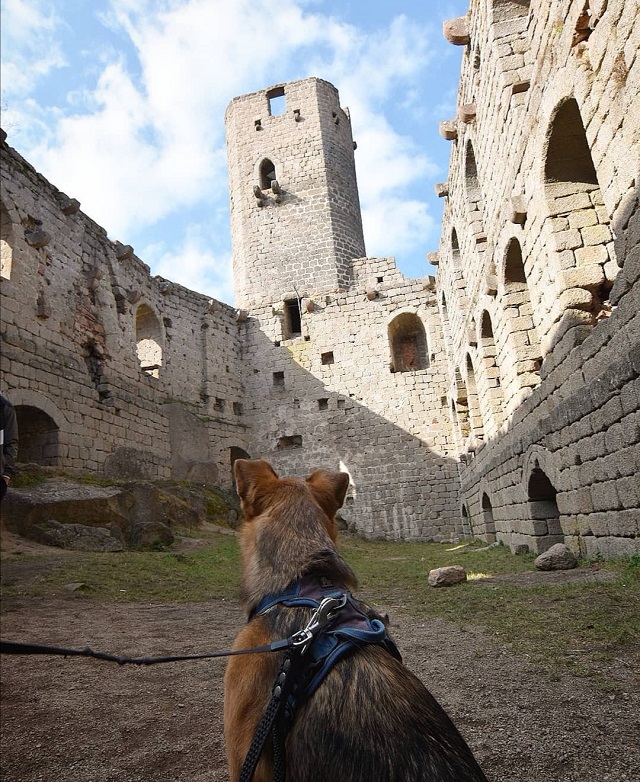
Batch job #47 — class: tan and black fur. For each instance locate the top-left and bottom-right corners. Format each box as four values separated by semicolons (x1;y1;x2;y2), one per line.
224;459;488;782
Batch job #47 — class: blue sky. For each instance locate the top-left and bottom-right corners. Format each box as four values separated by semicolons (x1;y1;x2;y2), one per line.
1;0;469;304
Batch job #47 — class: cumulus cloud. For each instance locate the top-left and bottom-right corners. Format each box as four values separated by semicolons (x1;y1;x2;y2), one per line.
2;0;445;299
144;226;235;304
0;0;66;97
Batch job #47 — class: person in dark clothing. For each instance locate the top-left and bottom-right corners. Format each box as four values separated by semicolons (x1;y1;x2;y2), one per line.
0;393;19;501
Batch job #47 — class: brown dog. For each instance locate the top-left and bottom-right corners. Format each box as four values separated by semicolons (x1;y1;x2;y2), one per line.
224;459;488;782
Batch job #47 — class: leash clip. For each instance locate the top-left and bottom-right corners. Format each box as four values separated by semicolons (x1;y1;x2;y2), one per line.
290;594;347;654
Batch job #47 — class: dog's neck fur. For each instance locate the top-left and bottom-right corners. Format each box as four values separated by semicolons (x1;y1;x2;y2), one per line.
240;493;357;613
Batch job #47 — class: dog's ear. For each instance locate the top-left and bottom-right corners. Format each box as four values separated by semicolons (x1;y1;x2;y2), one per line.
234;459;279;518
306;470;350;518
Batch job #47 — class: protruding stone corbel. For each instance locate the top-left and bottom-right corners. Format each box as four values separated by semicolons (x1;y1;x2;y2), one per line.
302;297;315;313
253;185;266;206
443;16;470;46
158;281;173;295
366;289;378;301
115;242;134;261
439;120;458;141
25;227;51;249
55;192;81;215
236;309;249;323
254;119;262;131
435;182;449;198
427;251;439;267
206;299;217;314
457;103;477;124
126;289;142;304
483;274;498;296
293;109;301;122
510;195;527;224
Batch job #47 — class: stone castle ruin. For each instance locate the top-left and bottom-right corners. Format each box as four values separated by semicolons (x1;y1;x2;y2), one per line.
1;0;638;557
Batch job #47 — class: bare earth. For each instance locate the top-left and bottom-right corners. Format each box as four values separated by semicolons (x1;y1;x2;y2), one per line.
1;537;638;782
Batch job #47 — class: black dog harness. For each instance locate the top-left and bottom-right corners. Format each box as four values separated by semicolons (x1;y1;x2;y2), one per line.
240;576;401;782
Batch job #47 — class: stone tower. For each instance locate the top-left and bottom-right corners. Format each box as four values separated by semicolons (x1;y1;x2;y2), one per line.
225;77;366;309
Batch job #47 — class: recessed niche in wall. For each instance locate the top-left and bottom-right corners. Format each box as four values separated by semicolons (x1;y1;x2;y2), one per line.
318;398;329;410
273;371;285;388
321;351;334;365
277;434;302;449
337;399;346;409
214;398;225;412
233;402;243;415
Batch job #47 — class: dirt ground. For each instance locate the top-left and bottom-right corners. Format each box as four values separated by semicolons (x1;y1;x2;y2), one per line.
1;535;638;782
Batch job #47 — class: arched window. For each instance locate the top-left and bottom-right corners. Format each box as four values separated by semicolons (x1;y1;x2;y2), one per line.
135;304;163;378
503;237;542;381
389;313;429;372
1;200;14;280
481;493;496;543
15;405;60;465
544;98;616;324
465;355;485;440
479;311;506;426
259;158;277;190
465;141;481;204
528;466;561;537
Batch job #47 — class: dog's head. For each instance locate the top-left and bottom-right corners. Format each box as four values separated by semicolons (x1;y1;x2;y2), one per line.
233;459;354;602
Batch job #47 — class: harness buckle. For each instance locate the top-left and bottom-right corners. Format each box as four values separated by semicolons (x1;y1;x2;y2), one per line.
290;594;347;654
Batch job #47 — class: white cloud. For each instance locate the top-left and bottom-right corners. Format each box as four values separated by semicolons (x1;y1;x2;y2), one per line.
145;226;235;304
0;0;66;97
3;0;444;295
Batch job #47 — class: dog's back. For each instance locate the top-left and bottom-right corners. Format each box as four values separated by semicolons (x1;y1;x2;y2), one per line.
224;460;488;782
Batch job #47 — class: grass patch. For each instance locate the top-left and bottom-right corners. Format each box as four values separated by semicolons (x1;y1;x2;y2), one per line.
2;536;638;683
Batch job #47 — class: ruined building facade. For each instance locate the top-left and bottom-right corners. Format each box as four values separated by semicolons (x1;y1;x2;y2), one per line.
1;0;638;556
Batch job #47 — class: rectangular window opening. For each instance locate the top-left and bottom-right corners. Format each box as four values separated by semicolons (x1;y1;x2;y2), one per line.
214;398;225;412
278;435;302;450
337;399;346;410
273;371;285;388
268;87;286;116
318;398;329;411
233;402;243;416
284;298;301;337
321;351;334;365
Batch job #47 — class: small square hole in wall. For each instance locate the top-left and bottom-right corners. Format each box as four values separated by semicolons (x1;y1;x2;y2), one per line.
345;495;355;505
337;399;346;410
273;371;285;388
274;341;281;347
321;351;334;365
440;396;448;407
278;434;302;450
304;335;310;342
233;402;243;416
293;398;300;408
214;398;225;412
377;276;384;283
318;398;329;411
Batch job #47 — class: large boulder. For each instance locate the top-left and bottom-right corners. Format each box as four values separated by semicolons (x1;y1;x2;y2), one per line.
535;543;578;571
25;519;125;552
1;477;209;550
428;565;467;587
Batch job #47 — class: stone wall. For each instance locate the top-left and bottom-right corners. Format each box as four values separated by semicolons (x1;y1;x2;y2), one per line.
0;0;638;555
240;256;461;540
437;0;640;556
0;141;249;487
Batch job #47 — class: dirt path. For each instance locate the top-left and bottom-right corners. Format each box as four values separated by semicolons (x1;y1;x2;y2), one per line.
1;587;638;782
1;532;638;781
